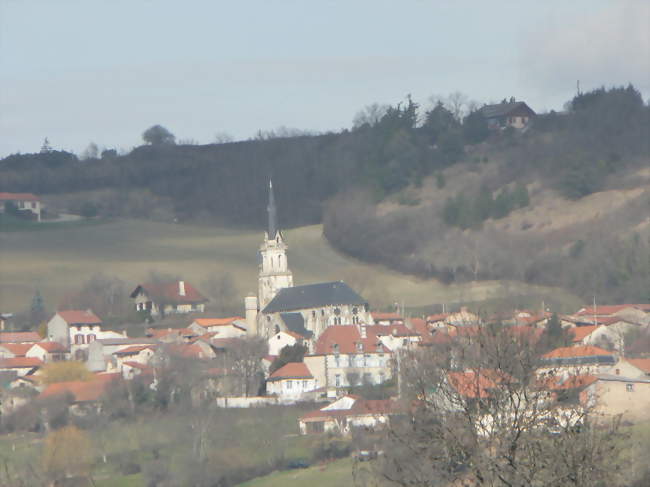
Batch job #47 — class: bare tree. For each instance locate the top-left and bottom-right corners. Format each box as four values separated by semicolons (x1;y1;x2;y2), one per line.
371;325;625;487
223;337;267;397
352;103;390;128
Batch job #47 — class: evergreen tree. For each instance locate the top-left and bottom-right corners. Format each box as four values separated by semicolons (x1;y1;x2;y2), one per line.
269;343;308;374
30;290;46;326
513;182;530;208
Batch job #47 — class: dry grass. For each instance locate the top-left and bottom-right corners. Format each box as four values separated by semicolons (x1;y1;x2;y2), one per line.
0;219;578;314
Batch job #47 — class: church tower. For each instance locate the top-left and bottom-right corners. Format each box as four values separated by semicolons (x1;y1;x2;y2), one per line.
258;180;293;310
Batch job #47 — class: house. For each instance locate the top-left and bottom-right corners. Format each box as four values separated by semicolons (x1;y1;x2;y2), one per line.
130;280;208;317
371;312;404;326
0;331;41;344
575;374;650;423
145;327;199;343
25;342;68;363
0;192;42;221
538;345;619;378
86;338;159;372
266;362;319;402
479;99;536;130
47;309;123;361
299;394;397;435
304;325;393;396
268;329;306;357
0;357;43;376
574;304;650;326
626;358;650;377
188;317;247;337
39;373;119;411
112;344;158;369
366;324;420;351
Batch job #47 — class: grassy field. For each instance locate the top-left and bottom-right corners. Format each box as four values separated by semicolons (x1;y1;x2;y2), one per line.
237;458;355;487
0;218;582;315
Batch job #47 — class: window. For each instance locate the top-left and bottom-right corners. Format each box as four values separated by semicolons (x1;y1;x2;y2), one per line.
312;310;316;318
74;334;84;345
287;380;292;389
335;374;341;387
364;354;370;367
274;324;280;334
321;309;325;316
332;343;339;355
302;380;308;389
87;334;96;343
356;342;363;352
402;339;408;346
334;355;340;367
626;384;634;392
379;372;385;383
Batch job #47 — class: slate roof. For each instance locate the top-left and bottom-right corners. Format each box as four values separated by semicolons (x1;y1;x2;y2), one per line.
263;281;366;314
280;313;313;339
480;101;535;119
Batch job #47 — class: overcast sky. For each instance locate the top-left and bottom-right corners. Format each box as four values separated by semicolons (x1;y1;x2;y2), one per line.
1;0;648;157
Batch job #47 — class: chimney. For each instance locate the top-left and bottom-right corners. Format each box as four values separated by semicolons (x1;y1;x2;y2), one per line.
178;281;186;296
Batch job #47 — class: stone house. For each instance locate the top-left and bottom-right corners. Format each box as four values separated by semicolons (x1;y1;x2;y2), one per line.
130;280;208;317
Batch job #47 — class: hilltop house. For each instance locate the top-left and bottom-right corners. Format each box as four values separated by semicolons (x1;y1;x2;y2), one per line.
130;280;208;317
0;192;42;221
480;99;536;130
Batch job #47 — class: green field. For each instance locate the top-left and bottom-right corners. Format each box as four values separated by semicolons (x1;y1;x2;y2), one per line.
237;458;355;487
0;218;581;315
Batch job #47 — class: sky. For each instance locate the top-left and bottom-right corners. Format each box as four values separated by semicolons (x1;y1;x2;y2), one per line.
1;0;648;157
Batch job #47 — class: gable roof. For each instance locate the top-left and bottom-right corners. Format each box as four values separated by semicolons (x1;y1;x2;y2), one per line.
0;192;40;201
40;375;117;403
543;345;613;359
30;341;67;353
0;357;43;369
0;332;41;343
268;362;313;381
313;325;386;355
626;358;650;374
57;310;102;325
570;325;600;342
280;312;313;339
371;312;403;322
300;395;396;421
480;101;535;119
192;317;244;328
113;345;157;356
575;304;647;316
130;281;208;305
263;281;366;314
0;343;33;356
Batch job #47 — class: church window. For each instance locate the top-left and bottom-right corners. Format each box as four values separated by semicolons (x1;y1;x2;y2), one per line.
312;310;316;318
321;309;325;316
334;308;341;316
278;255;282;267
274;324;280;334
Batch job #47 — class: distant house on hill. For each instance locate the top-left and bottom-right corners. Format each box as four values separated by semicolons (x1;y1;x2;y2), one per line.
480;98;536;130
130;280;208;317
0;192;42;221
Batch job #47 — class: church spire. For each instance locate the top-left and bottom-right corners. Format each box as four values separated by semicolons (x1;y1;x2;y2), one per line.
267;179;277;239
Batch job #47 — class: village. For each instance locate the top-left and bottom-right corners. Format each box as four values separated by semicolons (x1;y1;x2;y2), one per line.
1;181;649;441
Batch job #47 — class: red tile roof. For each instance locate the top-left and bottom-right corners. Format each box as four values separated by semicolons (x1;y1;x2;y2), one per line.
57;310;102;325
30;342;67;353
426;313;450;323
543;345;613;359
313;326;386;355
0;332;41;343
447;370;512;398
0;343;33;356
166;343;209;359
627;358;650;374
192;317;244;328
131;281;207;305
269;362;313;381
548;374;599;391
570;326;599;342
371;312;403;322
576;305;644;316
365;324;417;338
40;376;117;403
0;192;40;201
0;357;43;368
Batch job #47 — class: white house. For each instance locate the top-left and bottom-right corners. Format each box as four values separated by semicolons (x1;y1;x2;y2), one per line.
266;362;319;402
299;394;396;435
25;342;68;363
0;357;43;376
0;192;42;221
268;330;305;357
188;317;247;337
130;281;208;317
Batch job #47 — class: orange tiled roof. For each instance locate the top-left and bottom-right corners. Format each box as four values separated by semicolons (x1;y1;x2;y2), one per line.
300;396;396;421
0;343;33;356
193;317;244;328
0;357;43;368
313;325;387;355
627;358;650;374
371;312;403;321
447;369;512;398
114;345;156;356
426;313;450;323
57;310;102;325
543;345;613;359
131;281;207;305
570;326;599;342
40;376;117;403
0;332;41;343
269;362;313;381
31;341;67;353
0;192;39;201
576;304;644;316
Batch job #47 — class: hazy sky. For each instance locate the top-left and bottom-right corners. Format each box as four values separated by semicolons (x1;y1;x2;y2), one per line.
1;0;648;157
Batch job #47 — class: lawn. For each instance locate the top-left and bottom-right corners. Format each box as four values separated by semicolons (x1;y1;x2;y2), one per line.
237;458;355;487
0;218;582;314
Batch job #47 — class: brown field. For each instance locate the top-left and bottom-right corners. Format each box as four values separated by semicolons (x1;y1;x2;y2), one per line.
0;219;581;315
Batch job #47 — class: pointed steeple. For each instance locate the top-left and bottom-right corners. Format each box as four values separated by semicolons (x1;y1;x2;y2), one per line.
267;179;277;239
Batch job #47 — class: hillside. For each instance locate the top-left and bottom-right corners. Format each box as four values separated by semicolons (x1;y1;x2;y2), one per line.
0;219;580;317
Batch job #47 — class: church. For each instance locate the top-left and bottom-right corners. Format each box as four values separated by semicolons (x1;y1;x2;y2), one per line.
244;181;372;340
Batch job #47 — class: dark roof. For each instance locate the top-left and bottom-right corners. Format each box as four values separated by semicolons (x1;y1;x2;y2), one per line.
480;101;535;119
280;313;313;339
263;281;366;314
